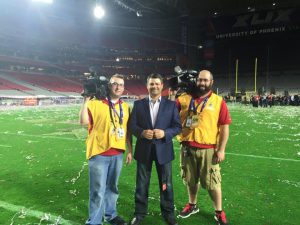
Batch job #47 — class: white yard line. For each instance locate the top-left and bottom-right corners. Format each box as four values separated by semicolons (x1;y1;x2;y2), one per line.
0;132;83;141
174;146;300;162
0;144;12;148
0;200;80;225
2;132;299;162
226;152;300;162
237;130;299;137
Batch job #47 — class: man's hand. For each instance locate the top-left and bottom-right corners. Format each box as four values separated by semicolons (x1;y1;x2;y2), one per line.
153;129;165;139
126;152;132;165
214;150;225;164
83;96;91;103
141;130;154;140
79;96;91;125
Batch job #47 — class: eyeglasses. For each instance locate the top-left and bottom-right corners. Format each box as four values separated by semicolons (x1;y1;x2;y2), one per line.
110;82;124;87
197;78;212;83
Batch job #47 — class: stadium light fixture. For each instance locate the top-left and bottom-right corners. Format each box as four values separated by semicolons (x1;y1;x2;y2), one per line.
247;6;255;12
94;4;105;19
94;5;105;19
136;11;143;17
32;0;53;4
213;11;218;17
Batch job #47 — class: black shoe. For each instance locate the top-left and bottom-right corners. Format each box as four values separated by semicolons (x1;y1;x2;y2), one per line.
130;216;143;225
164;216;178;225
108;216;127;225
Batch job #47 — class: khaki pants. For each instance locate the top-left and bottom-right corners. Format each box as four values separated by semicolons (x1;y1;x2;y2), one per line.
180;145;221;190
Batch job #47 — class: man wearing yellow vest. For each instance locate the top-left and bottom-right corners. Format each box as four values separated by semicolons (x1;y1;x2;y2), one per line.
176;70;231;225
80;74;132;225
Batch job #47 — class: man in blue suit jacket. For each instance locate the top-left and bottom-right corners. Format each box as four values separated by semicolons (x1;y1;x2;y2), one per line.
129;74;182;225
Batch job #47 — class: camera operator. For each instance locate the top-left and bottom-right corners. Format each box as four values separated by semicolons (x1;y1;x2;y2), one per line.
79;74;132;225
176;70;231;225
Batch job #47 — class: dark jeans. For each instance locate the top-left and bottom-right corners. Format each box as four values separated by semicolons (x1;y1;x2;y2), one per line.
134;146;175;219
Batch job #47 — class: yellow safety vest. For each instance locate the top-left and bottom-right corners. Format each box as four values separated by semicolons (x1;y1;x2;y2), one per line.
85;99;130;159
177;93;222;145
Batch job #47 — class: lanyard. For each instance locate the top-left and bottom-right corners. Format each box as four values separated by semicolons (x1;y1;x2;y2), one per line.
108;98;123;128
188;96;209;114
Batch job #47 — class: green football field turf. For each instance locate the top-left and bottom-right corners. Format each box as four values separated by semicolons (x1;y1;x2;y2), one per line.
0;104;299;225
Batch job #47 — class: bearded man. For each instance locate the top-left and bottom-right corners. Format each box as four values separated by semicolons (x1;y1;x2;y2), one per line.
176;70;231;225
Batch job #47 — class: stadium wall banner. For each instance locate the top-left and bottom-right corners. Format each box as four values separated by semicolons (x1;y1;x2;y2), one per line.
23;97;38;106
209;8;300;40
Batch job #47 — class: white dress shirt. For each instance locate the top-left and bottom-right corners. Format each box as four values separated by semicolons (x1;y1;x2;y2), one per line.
149;95;161;127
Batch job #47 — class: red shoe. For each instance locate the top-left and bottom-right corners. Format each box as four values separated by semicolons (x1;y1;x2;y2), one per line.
178;203;199;218
214;211;229;225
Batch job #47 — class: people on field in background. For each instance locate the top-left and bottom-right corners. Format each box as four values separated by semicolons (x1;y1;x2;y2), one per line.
222;92;299;107
129;73;182;225
176;70;231;225
262;94;268;107
267;94;274;107
251;95;259;107
79;74;132;225
291;94;299;106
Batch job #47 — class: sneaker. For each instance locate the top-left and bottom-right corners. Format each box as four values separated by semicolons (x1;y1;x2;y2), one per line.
130;216;143;225
164;216;178;225
178;203;199;218
108;216;127;225
214;211;228;225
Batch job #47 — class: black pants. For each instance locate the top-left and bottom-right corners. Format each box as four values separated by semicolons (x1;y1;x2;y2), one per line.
134;146;175;219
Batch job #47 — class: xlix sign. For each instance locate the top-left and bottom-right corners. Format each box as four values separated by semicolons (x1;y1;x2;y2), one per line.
233;9;294;28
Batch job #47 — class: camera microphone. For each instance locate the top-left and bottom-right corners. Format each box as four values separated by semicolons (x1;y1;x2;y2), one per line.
187;70;198;74
98;76;107;81
174;66;183;74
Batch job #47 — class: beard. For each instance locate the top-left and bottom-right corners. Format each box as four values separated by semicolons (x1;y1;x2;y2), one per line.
192;83;212;98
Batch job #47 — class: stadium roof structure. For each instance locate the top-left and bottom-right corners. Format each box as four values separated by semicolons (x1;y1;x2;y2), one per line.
3;0;299;22
96;0;300;19
0;1;298;32
62;0;300;20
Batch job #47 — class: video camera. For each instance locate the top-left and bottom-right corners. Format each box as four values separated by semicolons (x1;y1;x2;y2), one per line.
81;72;108;99
168;66;198;96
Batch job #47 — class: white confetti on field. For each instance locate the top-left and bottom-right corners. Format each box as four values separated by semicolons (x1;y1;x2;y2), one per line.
27;140;39;144
10;208;27;225
38;213;51;225
66;162;88;185
69;189;79;196
65;162;88;196
277;179;300;188
4;200;69;224
25;155;35;160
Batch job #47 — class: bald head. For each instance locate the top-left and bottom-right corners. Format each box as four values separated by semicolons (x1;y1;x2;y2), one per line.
198;70;213;80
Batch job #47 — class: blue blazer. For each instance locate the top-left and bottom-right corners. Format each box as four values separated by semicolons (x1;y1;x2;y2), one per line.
129;97;182;165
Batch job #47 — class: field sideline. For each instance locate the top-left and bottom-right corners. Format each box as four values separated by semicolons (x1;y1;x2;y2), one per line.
0;104;299;225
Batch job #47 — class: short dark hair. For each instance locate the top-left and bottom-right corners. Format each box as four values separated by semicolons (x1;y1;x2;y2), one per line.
147;73;163;84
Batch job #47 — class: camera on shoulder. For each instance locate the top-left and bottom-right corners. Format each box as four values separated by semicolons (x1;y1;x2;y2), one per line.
168;66;198;97
81;71;108;99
